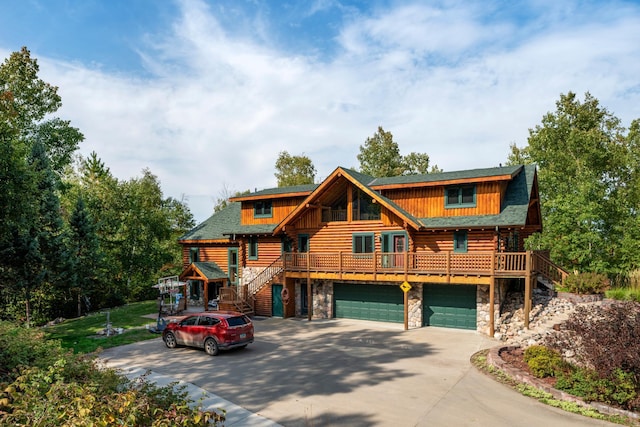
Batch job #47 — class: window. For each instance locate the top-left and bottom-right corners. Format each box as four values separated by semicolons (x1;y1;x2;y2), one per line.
254;201;273;218
281;236;292;253
352;188;381;220
226;315;251;326
248;236;258;260
180;316;198;326
189;247;199;263
453;231;468;253
298;234;309;252
198;316;220;327
352;233;374;253
445;185;476;208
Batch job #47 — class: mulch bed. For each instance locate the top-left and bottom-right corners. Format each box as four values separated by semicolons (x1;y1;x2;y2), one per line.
499;347;558;388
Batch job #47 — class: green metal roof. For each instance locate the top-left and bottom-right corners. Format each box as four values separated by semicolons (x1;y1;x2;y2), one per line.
193;262;227;280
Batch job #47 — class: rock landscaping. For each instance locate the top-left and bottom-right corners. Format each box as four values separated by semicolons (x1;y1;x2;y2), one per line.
494;287;580;345
487;288;640;423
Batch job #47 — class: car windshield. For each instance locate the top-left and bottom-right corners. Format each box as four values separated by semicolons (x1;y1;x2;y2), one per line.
226;316;250;327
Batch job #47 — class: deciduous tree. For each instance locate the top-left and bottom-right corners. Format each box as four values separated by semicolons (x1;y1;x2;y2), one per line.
357;126;439;177
274;151;316;187
516;92;639;274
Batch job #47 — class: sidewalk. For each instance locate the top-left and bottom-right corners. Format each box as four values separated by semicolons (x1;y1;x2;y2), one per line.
114;365;282;427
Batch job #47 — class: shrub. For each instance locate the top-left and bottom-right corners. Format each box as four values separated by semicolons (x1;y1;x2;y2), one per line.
524;345;564;378
0;321;225;426
562;272;609;294
555;367;637;409
544;301;640;409
1;361;224;426
0;321;68;382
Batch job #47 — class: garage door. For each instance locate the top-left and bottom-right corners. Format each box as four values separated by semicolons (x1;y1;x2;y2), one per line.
334;283;403;323
423;284;477;330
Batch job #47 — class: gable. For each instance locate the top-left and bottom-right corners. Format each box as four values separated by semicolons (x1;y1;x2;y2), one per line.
274;167;423;234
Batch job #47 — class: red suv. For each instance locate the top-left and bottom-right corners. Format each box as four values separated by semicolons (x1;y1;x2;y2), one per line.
162;311;254;356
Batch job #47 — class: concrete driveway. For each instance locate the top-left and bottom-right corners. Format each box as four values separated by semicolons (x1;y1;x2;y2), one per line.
101;317;618;427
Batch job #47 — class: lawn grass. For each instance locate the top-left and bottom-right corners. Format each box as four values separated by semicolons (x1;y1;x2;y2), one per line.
44;300;161;353
606;288;640;302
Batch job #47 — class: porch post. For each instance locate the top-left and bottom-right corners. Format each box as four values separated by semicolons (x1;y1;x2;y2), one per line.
403;288;408;331
183;283;188;310
204;281;209;311
489;252;495;337
524;251;532;329
307;253;312;321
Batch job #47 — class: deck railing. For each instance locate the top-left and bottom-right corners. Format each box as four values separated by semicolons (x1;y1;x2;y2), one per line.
283;251;530;277
532;252;569;285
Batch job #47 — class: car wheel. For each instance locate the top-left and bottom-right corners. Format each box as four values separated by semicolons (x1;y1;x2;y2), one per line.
204;338;219;356
164;332;177;349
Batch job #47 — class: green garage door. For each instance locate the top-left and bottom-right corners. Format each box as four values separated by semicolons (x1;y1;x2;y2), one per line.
423;284;477;330
334;283;403;323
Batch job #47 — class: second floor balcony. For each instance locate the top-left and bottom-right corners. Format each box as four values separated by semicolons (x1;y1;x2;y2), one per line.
282;251;544;285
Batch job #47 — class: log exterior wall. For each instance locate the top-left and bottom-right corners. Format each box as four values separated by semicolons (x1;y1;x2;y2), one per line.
380;181;504;217
254;284;272;316
241;197;305;225
244;237;283;267
182;245;235;270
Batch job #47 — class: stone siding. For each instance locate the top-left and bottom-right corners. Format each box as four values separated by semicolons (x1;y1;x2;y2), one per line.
407;284;422;329
312;281;333;319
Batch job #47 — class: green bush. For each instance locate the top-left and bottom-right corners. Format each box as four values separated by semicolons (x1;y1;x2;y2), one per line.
562;272;609;294
555;367;637;408
524;345;564;378
0;321;225;426
0;321;68;382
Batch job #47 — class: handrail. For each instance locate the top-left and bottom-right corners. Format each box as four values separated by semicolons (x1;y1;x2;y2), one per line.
283;251;533;277
532;252;569;285
245;256;284;297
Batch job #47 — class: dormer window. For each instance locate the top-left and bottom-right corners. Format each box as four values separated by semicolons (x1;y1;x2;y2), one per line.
254;201;272;218
445;185;476;208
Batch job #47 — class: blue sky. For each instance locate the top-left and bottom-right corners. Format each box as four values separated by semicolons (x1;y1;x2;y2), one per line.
2;0;640;223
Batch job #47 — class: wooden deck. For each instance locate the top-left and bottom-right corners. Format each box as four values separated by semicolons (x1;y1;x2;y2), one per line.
283;251;533;285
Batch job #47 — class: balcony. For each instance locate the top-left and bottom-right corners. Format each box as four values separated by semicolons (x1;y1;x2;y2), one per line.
283;251;533;285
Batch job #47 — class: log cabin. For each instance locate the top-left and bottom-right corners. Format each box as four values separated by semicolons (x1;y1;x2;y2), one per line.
178;164;567;336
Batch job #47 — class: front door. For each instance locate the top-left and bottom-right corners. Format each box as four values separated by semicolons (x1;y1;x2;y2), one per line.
393;235;406;267
382;232;407;268
272;283;284;317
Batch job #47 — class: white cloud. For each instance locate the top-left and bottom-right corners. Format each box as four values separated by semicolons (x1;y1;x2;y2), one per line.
12;0;640;223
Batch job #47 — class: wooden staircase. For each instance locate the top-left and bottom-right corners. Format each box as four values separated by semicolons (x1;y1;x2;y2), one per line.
218;257;284;316
532;252;569;289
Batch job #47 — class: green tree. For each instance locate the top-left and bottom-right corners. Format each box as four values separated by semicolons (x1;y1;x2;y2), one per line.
5;141;68;325
357;126;438;177
403;152;442;174
0;47;82;324
357;126;404;177
64;154;196;308
213;185;250;213
0;47;83;174
521;92;638;273
505;142;532;166
67;196;102;317
274;151;316;187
